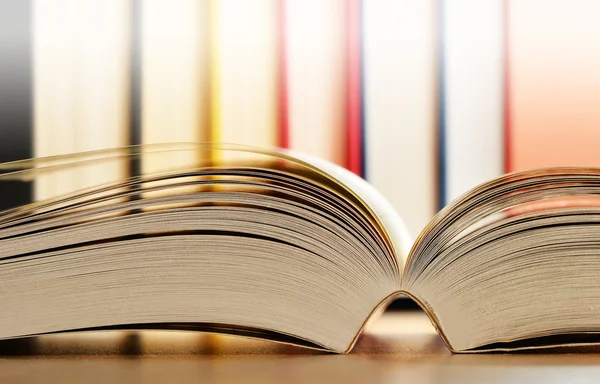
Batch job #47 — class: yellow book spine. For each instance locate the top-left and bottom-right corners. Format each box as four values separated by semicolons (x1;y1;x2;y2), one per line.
208;0;221;149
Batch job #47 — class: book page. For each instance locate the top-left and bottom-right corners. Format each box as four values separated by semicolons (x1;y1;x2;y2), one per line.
286;149;413;274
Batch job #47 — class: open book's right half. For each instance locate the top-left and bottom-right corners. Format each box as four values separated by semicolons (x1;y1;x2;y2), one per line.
404;168;600;352
2;145;600;354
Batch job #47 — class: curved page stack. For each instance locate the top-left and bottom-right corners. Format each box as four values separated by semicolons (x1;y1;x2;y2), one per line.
1;143;600;353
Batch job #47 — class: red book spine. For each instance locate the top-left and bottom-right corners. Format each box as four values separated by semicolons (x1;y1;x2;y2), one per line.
277;0;290;149
345;0;363;176
503;0;512;173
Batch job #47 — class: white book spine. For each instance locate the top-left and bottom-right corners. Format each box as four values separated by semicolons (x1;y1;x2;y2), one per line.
33;0;130;200
442;0;504;204
141;0;210;173
363;0;438;238
285;0;347;166
214;0;278;148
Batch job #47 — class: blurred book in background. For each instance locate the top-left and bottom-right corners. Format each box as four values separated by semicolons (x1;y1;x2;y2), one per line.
210;0;278;152
505;0;600;172
345;0;363;176
0;0;32;211
33;0;130;200
440;0;504;205
141;0;210;174
282;0;347;167
363;0;437;238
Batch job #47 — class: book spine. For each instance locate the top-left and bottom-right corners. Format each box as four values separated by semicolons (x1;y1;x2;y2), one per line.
208;0;222;145
141;0;210;173
285;0;347;167
0;0;33;211
503;0;511;173
359;0;367;179
209;0;278;151
277;0;290;149
437;0;446;209
33;0;130;200
506;0;600;171
363;0;438;237
440;0;505;203
346;0;363;176
129;0;142;181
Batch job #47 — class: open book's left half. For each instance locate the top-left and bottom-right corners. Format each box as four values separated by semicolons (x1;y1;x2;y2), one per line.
0;144;410;353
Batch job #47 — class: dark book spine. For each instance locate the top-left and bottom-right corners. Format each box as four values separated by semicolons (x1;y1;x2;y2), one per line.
436;0;446;210
129;0;142;177
0;0;33;211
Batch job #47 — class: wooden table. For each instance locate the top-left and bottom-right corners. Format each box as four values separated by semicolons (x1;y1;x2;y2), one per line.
1;310;600;383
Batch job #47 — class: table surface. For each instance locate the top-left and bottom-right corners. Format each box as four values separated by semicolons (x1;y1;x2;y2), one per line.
2;310;600;383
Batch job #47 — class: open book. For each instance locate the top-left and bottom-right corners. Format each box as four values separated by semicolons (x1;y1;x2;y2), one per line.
1;143;600;353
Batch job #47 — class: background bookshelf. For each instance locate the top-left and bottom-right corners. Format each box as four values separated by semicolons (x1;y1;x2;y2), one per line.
1;0;600;242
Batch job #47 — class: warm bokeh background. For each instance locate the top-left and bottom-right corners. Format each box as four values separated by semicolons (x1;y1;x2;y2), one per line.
2;0;600;238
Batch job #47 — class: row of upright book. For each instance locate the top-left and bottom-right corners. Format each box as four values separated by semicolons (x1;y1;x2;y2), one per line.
3;0;600;237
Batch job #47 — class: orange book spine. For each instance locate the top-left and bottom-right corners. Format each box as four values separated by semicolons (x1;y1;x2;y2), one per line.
503;0;512;173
